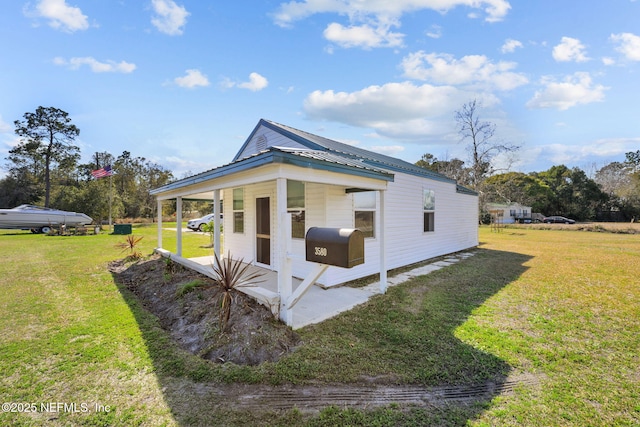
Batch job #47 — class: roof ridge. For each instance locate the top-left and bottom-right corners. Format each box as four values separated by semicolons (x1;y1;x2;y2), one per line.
264;119;457;183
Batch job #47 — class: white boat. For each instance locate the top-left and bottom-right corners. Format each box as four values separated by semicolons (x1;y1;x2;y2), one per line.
0;204;93;233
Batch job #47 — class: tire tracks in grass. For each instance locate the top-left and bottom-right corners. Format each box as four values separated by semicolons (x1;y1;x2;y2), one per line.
164;372;541;414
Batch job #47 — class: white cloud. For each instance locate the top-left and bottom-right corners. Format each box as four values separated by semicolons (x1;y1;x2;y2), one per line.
370;145;405;156
0;115;11;133
27;0;89;33
151;0;189;36
304;82;456;123
400;52;528;91
53;56;136;73
602;57;615;66
552;37;589;62
273;0;511;26
526;72;607;110
302;81;493;140
501;38;523;53
273;0;511;50
162;156;217;178
223;72;269;91
174;69;210;88
610;32;640;61
323;22;404;49
426;24;442;39
541;138;640;166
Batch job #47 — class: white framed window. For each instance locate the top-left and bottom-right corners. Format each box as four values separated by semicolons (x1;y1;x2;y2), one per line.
232;187;244;233
287;180;305;239
423;189;435;232
354;191;376;238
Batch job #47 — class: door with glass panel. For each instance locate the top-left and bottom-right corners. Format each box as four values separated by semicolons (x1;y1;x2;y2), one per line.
255;197;270;265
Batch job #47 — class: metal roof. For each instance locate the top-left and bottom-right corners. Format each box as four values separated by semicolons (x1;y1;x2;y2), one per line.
257;119;462;185
150;145;393;196
151;119;478;197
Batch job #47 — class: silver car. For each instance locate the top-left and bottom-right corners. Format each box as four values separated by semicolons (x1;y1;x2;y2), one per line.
187;213;222;231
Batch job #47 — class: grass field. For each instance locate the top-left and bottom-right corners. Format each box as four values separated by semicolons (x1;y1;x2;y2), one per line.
0;224;638;426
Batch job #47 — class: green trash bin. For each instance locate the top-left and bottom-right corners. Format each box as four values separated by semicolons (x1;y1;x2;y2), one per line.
113;224;132;235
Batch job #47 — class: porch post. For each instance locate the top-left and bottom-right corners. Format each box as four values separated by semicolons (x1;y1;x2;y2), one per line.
379;189;387;294
276;178;293;324
176;196;183;257
213;189;221;258
157;199;163;249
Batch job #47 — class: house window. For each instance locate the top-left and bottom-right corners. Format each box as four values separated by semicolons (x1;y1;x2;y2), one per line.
232;187;244;233
287;180;305;239
354;191;376;238
510;209;516;218
423;189;435;232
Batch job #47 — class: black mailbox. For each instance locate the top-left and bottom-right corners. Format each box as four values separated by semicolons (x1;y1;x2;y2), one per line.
305;227;364;268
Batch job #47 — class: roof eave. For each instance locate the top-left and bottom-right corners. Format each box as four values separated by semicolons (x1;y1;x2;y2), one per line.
151;148;393;196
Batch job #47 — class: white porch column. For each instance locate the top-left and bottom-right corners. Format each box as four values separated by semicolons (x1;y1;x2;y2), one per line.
276;178;293;324
176;196;183;257
157;199;163;249
213;189;221;258
379;189;387;294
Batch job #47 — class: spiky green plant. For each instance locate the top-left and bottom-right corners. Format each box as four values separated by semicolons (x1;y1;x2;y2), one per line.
211;251;264;332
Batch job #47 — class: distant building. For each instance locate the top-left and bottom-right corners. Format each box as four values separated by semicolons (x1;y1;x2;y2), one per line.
486;202;532;224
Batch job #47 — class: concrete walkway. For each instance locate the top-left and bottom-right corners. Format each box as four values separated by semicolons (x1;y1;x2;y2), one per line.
188;250;476;329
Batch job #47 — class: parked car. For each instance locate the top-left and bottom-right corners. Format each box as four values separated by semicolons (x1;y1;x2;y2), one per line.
542;216;575;224
187;213;222;231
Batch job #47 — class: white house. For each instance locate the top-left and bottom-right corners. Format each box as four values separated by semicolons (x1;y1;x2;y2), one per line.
485;202;532;224
151;119;479;325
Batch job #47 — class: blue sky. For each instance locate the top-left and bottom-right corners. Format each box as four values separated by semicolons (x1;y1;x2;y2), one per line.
1;0;639;179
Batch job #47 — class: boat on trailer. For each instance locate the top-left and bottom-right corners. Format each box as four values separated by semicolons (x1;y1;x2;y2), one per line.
0;205;93;233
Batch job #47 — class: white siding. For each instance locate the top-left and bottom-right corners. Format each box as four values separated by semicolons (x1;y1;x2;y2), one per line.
382;173;478;271
313;173;478;287
220;172;478;288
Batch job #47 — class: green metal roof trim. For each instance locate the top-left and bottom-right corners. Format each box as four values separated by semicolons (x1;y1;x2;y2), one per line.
150;146;393;196
456;184;479;196
248;119;461;185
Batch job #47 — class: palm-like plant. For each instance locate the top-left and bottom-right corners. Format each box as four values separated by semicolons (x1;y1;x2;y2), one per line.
211;251;264;332
115;235;144;260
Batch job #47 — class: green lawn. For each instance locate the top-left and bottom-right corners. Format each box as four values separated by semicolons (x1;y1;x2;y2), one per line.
0;225;638;426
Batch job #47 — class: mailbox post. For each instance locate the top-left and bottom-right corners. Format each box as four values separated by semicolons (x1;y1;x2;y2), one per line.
285;227;366;314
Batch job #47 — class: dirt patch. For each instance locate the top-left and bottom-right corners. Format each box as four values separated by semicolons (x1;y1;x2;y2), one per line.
109;254;300;365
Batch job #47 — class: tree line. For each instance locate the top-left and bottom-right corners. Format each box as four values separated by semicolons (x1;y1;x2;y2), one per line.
417;99;640;222
419;155;640;221
0;106;173;224
2;105;639;224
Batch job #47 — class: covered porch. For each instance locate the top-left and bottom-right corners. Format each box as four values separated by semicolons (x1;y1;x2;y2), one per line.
150;147;394;327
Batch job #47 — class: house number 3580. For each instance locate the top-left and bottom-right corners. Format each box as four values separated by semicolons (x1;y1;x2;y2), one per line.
314;247;328;257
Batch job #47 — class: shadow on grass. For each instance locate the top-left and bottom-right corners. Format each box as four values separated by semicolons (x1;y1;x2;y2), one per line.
111;247;532;426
